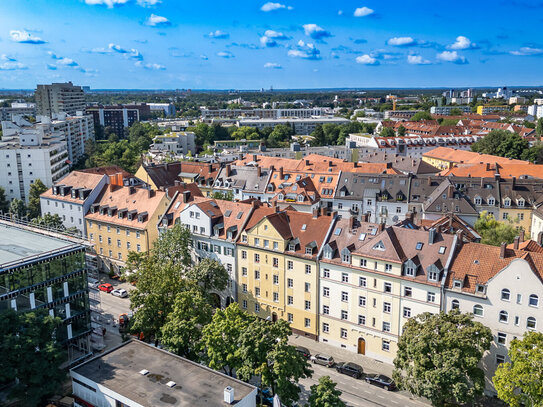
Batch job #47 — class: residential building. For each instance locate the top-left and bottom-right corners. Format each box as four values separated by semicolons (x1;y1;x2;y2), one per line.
0;222;92;362
237;207;335;339
213;164;272;201
40;170;109;235
150;131;196;157
384;110;422;120
147;102;176;116
430;106;471;115
319;224;456;363
86;104;150;138
498;178;541;235
71;340;257;407
35;82;85;117
476;105;510;115
0;102;36;121
237;117;350;135
509;96;526;105
422;147;527;170
361;152;440;175
438;162;543;179
527;104;543;119
85;185;170;273
444;242;543;395
201;107;325;120
0;118;69;201
531;205;543;245
46;112;95;163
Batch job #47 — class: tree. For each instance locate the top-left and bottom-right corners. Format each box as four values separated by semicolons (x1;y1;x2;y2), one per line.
521;141;543;163
211;190;234;201
160;287;213;360
0;186;9;213
536;117;543;138
393;310;492;407
410;111;433;121
310;125;326;146
380;127;396;137
397;125;406;137
185;258;229;294
0;309;66;406
31;213;65;229
449;108;464;116
474;211;518;246
308;376;345;407
493;332;543;407
268;124;293;147
9;198;27;218
231;126;261;141
151;223;192;267
201;303;254;376
471;129;528;159
27;179;48;219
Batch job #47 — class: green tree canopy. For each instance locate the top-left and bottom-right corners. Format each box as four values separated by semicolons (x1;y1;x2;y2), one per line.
308;376;345;407
397;125;406;137
185;258;229;293
0;186;9;213
31;213;65;229
471;129;529;160
231;126;261;141
410;111;433;121
380;127;396;137
310;125;326;146
474;211;518;246
268;124;293;148
9;198;27;218
536;117;543;138
493;332;543;407
393;310;492;407
0;309;66;406
28;179;48;219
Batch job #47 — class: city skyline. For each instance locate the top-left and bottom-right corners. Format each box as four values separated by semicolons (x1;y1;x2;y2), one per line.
1;0;543;89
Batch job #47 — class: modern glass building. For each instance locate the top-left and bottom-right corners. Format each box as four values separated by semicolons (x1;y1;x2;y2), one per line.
0;223;92;363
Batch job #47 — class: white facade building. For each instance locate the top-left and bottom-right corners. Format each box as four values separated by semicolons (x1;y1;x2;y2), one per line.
35;82;85;117
430;106;471;115
238;117;350;135
150;131;196;157
46;113;95;163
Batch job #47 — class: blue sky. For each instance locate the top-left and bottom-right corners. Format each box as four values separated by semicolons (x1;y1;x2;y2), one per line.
1;0;543;89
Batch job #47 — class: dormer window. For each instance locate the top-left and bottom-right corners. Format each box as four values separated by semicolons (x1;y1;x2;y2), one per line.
476;284;486;294
504;198;511;207
305;247;313;255
427;264;440;282
474;197;482;205
278;194;284;201
242;235;248;243
404;260;416;277
372;241;385;251
517;198;525;207
341;248;351;263
488;197;495;206
297;195;304;202
289;243;296;251
453;279;462;289
323;244;333;260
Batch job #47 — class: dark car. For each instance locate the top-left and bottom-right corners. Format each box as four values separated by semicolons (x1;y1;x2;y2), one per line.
365;374;396;391
310;354;335;367
335;362;363;379
256;388;274;406
295;346;311;358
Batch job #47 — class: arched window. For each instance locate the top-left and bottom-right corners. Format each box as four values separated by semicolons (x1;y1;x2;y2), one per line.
451;300;460;310
473;304;483;316
529;294;539;307
527;317;537;330
499;310;509;323
501;289;511;301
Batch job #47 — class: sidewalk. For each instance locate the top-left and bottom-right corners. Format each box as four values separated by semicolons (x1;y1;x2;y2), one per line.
289;334;394;377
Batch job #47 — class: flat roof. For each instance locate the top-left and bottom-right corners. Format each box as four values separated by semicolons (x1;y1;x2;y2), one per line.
72;340;255;406
0;223;80;268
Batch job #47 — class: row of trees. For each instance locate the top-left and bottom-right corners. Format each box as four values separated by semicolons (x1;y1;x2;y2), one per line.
471;129;543;163
310;121;376;146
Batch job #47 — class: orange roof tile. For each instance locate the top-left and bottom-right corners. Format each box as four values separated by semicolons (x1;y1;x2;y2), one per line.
424;147;527;165
41;171;106;204
439;163;543;179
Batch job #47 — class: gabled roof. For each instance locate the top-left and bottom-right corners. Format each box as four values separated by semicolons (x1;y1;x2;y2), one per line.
141;161;219;188
423;147;527;165
424;213;481;242
41;170;106;204
439;163;543;179
423;179;478;215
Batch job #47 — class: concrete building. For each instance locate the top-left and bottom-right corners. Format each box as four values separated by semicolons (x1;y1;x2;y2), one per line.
71;340;257;407
527;104;543;119
86;104;150;138
430;106;471;115
47;113;95;163
0;118;69;202
237;117;350;135
0;222;92;362
35;82;85;117
148;102;176;116
150;131;196;157
476;105;511;115
384;110;422;120
201;107;325;120
0;102;36;121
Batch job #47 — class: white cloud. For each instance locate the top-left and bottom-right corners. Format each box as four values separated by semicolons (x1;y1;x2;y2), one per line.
10;30;46;44
0;62;27;70
407;54;431;65
265;30;288;39
89;47;112;54
137;0;161;7
206;30;229;39
108;43;143;59
437;50;467;64
354;6;374;17
387;37;415;47
303;24;332;40
135;61;165;70
338;10;343;15
264;62;282;69
288;41;321;60
510;47;543;56
1;54;16;61
57;57;79;67
448;36;476;50
146;14;170;26
84;0;129;8
260;2;293;11
217;51;234;58
260;30;289;47
200;54;209;60
356;54;379;65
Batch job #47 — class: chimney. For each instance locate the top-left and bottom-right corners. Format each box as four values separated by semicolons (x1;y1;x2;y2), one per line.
353;161;358;168
252;154;258;162
428;227;436;245
378;222;385;232
148;189;155;198
312;208;319;219
349;215;355;230
519;229;525;243
224;386;235;405
328;160;333;167
275;205;280;213
279;167;284;179
270;164;275;172
174;180;181;186
182;190;191;203
500;242;506;259
485;162;490;171
448;185;454;199
305;159;310;166
208;164;213;172
427;177;432;186
226;164;231;177
257;166;261;177
129;186;136;195
513;236;520;250
455;229;463;243
512;176;516;188
363;212;370;222
251;200;259;209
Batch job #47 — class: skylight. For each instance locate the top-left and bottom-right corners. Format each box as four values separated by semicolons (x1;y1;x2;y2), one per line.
416;242;423;250
301;224;307;231
236;211;243;219
359;233;366;241
439;246;446;254
334;228;342;236
225;210;232;217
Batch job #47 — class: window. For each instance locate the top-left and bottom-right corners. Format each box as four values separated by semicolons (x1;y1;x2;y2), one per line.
359;296;366;307
451;299;460;310
254;270;260;280
241;250;247;259
323;269;330;278
242;235;248;243
323;305;329;315
383;302;391;313
137;244;141;252
473;304;483;316
264;239;269;248
517;294;522;304
273;241;278;250
254;238;260;246
116;227;120;234
322;323;329;333
305;264;311;274
255;287;260;297
254;253;260;263
501;289;510;301
341;273;348;283
136;231;140;239
305;300;311;310
287;313;293;323
305;282;310;292
497;332;507;345
340;328;347;339
382;322;391;332
385;263;392;272
255;303;260;313
496;354;506;365
272;257;279;268
341;291;348;302
273;292;279;302
288;296;293;305
427;292;436;303
404;287;412;297
288;278;293;288
107;237;112;245
384;282;392;293
117;239;121;248
304;318;311;328
405;264;415;277
358;315;366;325
518;213;524;221
527;317;537;330
359;277;367;287
273;275;279;285
428;269;439;282
242;284;247;293
287;260;293;270
529;294;539;307
242;267;247;276
360;259;367;267
499;310;509;323
515;316;520;326
382;340;390;351
403;307;411;318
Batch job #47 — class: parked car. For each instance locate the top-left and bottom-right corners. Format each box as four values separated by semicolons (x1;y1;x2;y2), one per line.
295;346;311;358
310;354;335;367
365;374;396;391
88;281;99;290
98;283;113;293
335;362;363;378
112;288;128;298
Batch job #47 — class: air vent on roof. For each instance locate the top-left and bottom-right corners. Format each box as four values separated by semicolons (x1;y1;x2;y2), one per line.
139;369;149;376
166;381;176;388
